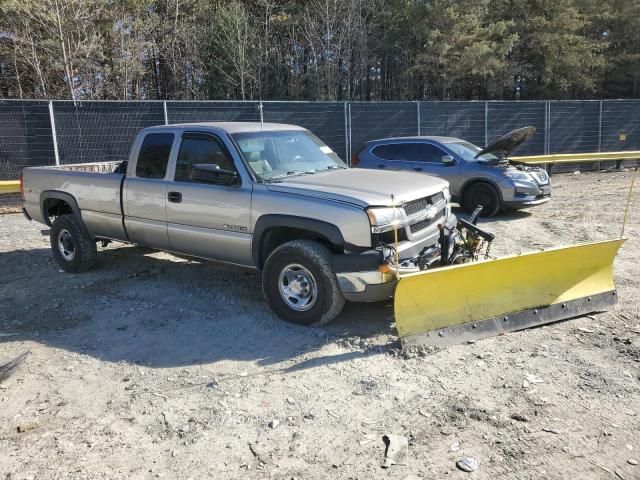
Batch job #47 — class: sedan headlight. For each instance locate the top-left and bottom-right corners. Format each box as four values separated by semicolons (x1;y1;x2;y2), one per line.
504;170;532;181
366;207;407;234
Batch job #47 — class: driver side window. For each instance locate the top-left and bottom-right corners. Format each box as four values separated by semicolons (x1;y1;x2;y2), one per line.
175;134;236;183
406;143;448;163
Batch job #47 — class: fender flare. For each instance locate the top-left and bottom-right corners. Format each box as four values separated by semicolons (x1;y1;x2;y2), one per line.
39;190;82;227
252;214;345;267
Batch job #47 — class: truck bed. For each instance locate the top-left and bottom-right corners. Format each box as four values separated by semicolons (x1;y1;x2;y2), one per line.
22;161;127;240
35;161;124;174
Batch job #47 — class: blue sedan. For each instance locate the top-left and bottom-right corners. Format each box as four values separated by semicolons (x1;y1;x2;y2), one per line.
352;127;550;217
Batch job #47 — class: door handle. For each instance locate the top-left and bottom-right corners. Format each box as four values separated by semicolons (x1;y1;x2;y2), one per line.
167;191;182;203
413;167;423;172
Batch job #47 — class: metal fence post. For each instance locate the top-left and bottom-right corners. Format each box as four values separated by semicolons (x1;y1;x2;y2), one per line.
48;100;60;166
484;101;489;147
416;101;421;136
258;100;264;124
597;100;603;171
344;101;349;163
163;100;168;125
544;101;550;155
348;102;352;162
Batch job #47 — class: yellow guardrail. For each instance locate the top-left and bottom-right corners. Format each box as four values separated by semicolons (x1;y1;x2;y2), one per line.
511;151;640;165
0;180;20;194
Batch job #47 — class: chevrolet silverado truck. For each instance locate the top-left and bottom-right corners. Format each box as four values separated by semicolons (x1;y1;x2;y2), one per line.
21;122;456;326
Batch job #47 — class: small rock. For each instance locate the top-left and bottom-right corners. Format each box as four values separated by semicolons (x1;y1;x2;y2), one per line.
382;434;409;468
510;414;529;422
525;373;544;384
268;419;280;429
456;457;479;472
626;444;634;451
16;423;38;433
542;427;560;434
286;397;295;405
628;459;638;465
64;366;74;372
449;441;461;452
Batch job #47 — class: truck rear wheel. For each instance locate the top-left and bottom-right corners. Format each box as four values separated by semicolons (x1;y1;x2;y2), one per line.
50;214;97;273
262;240;345;327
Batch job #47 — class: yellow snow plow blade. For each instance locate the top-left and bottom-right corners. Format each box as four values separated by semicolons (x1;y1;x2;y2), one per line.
395;238;624;347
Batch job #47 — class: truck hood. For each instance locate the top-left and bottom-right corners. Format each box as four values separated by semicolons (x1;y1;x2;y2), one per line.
266;169;449;208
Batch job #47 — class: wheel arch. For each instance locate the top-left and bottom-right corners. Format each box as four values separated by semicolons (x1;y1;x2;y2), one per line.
253;214;345;269
40;191;82;226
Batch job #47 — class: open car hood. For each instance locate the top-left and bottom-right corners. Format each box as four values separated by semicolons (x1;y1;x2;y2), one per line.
475;126;536;159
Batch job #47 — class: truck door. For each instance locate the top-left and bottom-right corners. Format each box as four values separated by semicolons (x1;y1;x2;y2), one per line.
123;132;174;250
165;132;252;265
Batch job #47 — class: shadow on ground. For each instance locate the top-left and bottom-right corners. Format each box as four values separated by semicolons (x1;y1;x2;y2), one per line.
0;244;395;371
452;205;532;223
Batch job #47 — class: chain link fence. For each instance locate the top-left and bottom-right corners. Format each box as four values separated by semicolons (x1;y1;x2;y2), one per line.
1;99;639;210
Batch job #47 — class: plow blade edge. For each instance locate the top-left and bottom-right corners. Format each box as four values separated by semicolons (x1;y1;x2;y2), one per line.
394;239;624;347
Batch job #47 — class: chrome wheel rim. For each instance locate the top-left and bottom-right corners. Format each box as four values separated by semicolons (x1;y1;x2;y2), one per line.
278;263;318;311
57;229;75;261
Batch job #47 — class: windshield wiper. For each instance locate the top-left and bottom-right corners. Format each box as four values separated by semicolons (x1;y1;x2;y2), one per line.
323;165;347;170
263;170;317;182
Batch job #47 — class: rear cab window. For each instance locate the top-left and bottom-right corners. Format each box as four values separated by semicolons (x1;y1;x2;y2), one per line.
136;133;174;179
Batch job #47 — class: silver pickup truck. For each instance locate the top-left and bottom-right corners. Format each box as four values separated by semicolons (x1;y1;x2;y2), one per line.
22;122;456;325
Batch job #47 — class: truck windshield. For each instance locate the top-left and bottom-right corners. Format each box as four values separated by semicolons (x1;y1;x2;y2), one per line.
445;141;500;163
232;130;347;181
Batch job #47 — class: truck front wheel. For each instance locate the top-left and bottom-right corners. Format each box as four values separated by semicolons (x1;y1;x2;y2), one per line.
262;240;345;326
50;214;97;273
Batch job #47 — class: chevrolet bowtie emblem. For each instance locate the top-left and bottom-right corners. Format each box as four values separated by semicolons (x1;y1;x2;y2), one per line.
424;205;438;220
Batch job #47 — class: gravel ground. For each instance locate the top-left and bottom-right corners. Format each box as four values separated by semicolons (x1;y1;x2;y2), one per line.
1;170;639;480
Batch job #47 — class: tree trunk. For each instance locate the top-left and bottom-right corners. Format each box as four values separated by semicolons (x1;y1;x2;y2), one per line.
54;0;75;100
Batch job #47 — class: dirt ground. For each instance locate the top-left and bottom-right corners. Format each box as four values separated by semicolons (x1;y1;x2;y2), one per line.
1;171;639;480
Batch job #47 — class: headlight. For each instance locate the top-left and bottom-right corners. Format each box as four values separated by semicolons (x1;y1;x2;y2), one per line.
504;170;532;181
366;207;407;234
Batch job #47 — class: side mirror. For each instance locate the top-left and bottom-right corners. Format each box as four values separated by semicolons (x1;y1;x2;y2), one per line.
441;155;456;165
191;163;238;185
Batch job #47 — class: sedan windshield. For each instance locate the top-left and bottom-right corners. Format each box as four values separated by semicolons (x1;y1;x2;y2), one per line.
445;141;501;163
232;130;347;181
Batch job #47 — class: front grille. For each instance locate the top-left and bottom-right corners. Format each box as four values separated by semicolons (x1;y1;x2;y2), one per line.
409;211;445;234
403;197;429;216
403;192;445;216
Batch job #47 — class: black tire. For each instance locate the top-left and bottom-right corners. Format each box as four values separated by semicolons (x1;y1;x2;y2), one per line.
463;182;500;217
50;214;97;273
262;240;345;327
